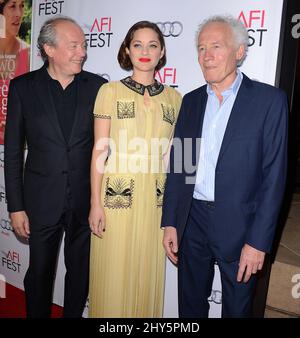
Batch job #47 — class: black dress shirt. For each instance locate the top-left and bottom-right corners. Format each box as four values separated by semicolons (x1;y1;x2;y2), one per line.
46;69;78;142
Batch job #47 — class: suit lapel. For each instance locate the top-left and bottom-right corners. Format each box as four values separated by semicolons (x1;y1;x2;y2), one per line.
34;67;65;143
189;87;207;138
217;74;254;164
190;87;208;165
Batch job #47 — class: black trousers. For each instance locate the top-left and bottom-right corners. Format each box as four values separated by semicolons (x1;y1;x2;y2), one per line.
178;199;257;318
24;186;90;318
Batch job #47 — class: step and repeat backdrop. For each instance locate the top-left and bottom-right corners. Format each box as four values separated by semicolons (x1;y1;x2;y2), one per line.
0;0;284;317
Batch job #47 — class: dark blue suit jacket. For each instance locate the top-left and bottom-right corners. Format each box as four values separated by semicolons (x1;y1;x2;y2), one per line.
161;73;288;261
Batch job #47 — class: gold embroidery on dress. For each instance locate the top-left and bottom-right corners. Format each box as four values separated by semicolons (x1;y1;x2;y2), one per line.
94;113;111;119
121;76;164;96
104;177;134;209
156;178;166;207
117;101;135;119
161;104;175;125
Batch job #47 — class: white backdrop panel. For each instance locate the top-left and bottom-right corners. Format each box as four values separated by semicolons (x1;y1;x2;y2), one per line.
0;0;284;317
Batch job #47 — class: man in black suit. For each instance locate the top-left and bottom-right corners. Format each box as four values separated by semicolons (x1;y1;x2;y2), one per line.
4;16;107;317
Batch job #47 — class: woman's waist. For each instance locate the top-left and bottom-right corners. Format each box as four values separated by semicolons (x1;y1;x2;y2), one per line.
104;156;167;174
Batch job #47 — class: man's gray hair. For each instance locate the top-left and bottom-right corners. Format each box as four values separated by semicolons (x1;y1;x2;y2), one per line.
37;16;80;62
196;15;249;66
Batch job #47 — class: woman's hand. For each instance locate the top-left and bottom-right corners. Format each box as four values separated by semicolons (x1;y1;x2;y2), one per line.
89;204;106;238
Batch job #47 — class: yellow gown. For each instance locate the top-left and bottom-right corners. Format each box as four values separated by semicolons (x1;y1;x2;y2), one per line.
89;77;182;317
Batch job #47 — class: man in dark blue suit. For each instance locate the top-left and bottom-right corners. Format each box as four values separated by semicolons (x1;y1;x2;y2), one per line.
161;15;288;318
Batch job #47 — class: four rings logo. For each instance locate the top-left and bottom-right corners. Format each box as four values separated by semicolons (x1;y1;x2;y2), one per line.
98;73;110;82
0;219;13;232
156;21;183;37
208;290;222;304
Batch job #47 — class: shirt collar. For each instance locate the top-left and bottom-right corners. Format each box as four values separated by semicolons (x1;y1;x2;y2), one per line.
121;76;164;96
206;69;243;96
42;65;80;85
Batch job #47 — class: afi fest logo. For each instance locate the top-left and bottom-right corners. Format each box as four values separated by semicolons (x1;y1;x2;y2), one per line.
155;67;178;89
1;250;21;273
238;10;267;47
292;14;300;39
85;17;113;48
38;0;65;16
156;21;183;37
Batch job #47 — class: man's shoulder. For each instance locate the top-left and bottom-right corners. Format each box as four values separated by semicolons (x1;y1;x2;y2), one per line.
80;70;108;86
10;68;39;86
183;84;207;102
242;74;286;98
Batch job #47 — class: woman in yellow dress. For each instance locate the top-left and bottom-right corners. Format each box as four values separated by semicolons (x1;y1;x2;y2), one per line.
88;21;182;317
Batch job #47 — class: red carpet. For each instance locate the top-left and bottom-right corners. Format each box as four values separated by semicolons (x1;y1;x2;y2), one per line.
0;283;63;318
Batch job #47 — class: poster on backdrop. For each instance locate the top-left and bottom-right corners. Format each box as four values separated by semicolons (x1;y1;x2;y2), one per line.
0;0;284;317
0;148;30;292
0;0;31;292
0;0;32;144
31;0;284;89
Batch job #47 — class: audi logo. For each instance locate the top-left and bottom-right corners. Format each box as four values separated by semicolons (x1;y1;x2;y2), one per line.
156;21;183;37
98;73;110;82
0;219;13;232
208;290;222;304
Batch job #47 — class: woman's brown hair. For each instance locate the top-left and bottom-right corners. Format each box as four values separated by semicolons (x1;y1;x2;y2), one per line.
118;20;166;72
0;0;10;14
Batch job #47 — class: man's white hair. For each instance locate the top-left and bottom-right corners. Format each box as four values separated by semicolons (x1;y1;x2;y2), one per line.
196;15;249;66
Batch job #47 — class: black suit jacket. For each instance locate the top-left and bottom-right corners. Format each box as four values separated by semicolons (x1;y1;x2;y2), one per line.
4;66;107;225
